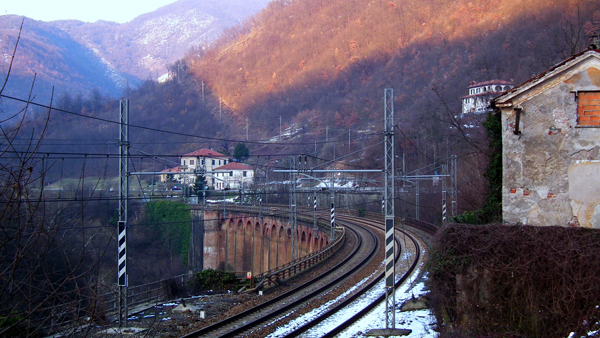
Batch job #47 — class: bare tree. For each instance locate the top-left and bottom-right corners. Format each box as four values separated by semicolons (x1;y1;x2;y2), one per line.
0;20;109;337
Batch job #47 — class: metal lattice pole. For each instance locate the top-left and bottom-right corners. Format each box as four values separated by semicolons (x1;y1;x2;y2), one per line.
289;157;298;261
330;171;335;241
442;164;448;223
416;169;420;220
118;100;129;327
313;192;318;236
384;88;396;330
452;155;458;217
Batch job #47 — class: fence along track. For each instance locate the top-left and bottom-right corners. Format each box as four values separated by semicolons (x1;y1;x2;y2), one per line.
181;221;380;338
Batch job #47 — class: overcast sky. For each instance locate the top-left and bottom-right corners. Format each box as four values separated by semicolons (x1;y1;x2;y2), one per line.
1;0;179;23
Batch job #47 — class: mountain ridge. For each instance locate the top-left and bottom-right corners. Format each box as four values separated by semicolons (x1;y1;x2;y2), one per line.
0;0;270;109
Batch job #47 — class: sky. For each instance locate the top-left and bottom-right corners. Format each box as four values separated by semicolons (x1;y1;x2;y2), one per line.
1;0;179;23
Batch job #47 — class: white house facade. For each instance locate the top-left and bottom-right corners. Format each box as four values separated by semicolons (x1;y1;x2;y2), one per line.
211;162;254;191
461;80;514;116
161;148;230;188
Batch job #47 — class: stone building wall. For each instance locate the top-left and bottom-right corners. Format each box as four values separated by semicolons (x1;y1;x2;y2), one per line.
496;50;600;227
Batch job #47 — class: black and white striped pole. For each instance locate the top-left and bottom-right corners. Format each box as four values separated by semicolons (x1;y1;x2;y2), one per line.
330;202;335;240
442;194;447;223
313;193;318;237
442;163;448;223
259;194;263;223
118;221;127;286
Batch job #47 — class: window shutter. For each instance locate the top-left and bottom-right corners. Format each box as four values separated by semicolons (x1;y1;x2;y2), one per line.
578;92;600;126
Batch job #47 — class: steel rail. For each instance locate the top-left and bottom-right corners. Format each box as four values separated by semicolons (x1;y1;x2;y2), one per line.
268;214;410;338
181;219;376;338
316;216;423;338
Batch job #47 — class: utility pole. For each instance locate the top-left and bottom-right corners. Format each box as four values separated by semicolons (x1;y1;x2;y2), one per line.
201;81;205;104
313;191;318;238
383;88;396;332
118;100;129;328
368;88;410;336
289;157;298;260
452;155;458;217
330;171;335;240
442;163;448;223
416;169;420;220
279;116;282;141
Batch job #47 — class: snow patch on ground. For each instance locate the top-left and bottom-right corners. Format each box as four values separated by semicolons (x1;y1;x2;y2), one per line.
267;260;438;337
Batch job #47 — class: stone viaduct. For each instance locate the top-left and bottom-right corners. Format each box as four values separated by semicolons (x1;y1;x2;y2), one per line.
188;206;331;276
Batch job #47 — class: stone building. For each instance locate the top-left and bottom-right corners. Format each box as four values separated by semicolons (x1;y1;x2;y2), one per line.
491;47;600;227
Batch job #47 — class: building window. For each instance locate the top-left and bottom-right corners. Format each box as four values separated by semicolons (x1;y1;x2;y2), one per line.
224;160;227;165
183;160;186;165
243;171;247;177
578;92;600;126
212;160;215;165
190;160;195;165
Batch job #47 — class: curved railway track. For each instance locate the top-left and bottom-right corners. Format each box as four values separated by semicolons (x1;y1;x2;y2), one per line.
287;215;429;338
182;209;433;338
181;220;385;338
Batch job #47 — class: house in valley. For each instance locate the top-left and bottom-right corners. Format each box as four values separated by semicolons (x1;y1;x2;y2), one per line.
161;148;230;188
491;46;600;227
461;80;514;116
211;162;255;191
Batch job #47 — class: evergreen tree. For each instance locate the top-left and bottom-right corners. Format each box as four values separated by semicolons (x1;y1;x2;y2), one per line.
193;174;207;196
233;143;250;162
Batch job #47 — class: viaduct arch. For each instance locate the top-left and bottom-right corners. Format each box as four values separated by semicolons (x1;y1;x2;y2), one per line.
188;207;330;276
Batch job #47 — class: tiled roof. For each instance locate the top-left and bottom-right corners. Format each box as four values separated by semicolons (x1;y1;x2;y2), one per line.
213;162;253;171
492;48;600;106
461;92;505;99
161;166;180;173
183;148;227;158
468;79;514;88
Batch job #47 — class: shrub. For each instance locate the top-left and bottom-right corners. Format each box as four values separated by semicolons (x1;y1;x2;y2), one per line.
191;269;237;291
428;224;600;337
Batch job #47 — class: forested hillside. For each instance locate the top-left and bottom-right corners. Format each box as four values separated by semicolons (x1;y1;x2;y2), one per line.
186;0;599;212
193;0;598;127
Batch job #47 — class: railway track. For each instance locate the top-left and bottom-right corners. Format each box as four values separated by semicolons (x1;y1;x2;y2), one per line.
181;218;385;337
181;211;433;338
283;215;430;337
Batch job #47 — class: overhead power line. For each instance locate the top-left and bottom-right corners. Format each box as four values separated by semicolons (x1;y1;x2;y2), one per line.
1;94;380;147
